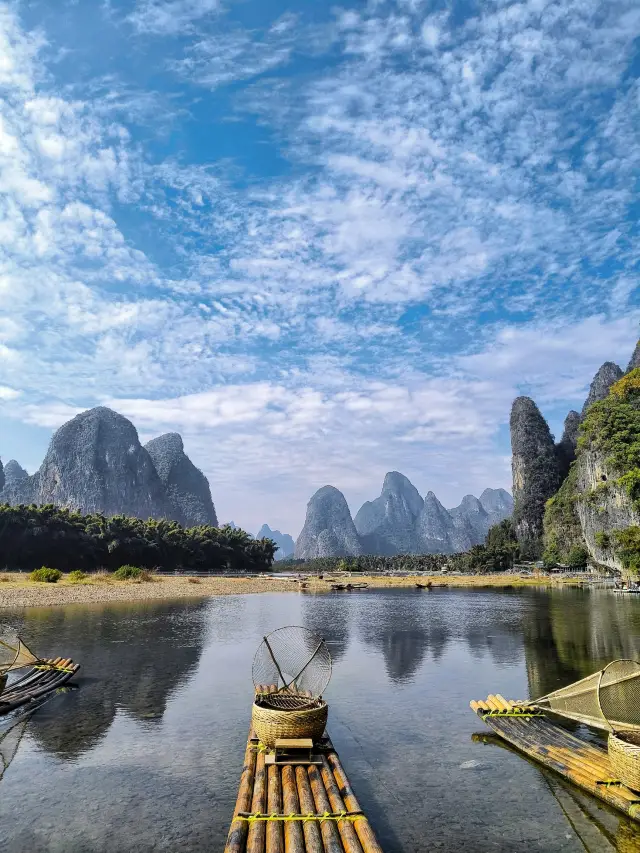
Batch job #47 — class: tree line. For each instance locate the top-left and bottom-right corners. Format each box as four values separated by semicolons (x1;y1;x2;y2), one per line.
0;504;276;573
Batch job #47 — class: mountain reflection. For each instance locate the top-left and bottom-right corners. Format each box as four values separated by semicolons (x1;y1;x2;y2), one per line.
356;592;450;682
524;590;640;700
300;593;351;662
19;600;208;759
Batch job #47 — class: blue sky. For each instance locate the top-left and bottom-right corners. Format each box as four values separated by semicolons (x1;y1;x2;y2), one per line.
0;0;638;536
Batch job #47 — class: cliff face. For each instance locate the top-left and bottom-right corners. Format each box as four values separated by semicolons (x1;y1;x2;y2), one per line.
295;486;363;559
627;342;640;374
510;396;562;553
354;471;423;555
479;488;514;526
415;491;469;554
30;407;168;518
257;524;295;560
581;362;623;417
145;433;217;528
571;369;640;572
555;410;581;481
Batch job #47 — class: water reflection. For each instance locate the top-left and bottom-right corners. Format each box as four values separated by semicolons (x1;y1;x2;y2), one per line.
0;588;639;852
5;600;208;758
524;589;640;700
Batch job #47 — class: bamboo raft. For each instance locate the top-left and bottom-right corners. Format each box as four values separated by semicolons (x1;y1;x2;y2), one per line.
471;695;640;822
224;687;383;853
1;658;79;716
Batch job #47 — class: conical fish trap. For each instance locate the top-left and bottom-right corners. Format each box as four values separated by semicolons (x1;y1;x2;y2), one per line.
251;626;331;747
598;660;640;793
532;659;640;733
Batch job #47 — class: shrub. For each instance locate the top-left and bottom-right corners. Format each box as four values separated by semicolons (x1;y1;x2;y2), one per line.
187;576;201;584
594;531;611;549
30;567;62;583
67;570;87;583
113;565;142;580
566;545;589;568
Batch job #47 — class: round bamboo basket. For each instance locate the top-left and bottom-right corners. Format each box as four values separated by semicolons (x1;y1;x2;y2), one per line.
608;731;640;793
252;693;328;748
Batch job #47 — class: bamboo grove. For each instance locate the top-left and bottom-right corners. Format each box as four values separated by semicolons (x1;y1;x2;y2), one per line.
0;504;277;572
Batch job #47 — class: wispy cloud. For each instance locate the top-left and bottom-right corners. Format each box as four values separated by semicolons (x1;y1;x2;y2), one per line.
127;0;222;35
1;0;639;533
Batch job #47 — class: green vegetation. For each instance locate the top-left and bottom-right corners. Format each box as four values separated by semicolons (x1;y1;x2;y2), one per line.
580;368;640;510
543;465;584;564
594;531;610;549
29;567;62;583
0;504;276;573
113;565;142;579
67;570;87;583
566;545;589;568
611;527;640;575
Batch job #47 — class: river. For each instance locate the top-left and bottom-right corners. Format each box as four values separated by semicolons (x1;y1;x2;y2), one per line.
1;587;640;852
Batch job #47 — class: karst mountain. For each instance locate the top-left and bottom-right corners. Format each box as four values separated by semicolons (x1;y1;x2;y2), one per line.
295;474;513;559
509;338;640;572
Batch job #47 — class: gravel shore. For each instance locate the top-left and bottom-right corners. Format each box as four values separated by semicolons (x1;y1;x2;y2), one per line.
0;571;572;609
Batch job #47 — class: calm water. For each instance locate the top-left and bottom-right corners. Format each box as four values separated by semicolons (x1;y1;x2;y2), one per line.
2;587;640;852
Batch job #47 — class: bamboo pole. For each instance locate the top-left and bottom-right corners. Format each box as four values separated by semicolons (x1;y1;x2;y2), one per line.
224;728;258;853
267;765;284;853
247;751;267;853
282;766;305;853
295;767;323;853
317;760;364;853
326;753;383;853
307;766;343;853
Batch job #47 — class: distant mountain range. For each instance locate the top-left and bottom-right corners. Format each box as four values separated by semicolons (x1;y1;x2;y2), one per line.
1;406;512;562
295;473;513;558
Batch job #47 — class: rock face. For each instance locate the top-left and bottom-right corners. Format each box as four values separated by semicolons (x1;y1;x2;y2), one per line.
0;459;3;494
415;491;469;554
257;524;295;560
479;488;514;526
354;471;423;555
555;411;581;481
449;495;490;547
145;433;217;528
295;486;363;559
3;460;28;488
510;396;562;552
582;362;623;417
28;407;168;519
627;340;640;373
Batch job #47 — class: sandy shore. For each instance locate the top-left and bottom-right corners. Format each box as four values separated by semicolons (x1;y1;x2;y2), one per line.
0;571;580;609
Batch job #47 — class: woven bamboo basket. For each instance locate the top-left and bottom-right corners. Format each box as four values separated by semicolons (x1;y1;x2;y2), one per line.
608;731;640;793
252;693;328;748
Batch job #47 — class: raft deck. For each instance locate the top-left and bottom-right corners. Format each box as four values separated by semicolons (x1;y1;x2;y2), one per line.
1;658;80;716
225;691;383;853
471;695;640;822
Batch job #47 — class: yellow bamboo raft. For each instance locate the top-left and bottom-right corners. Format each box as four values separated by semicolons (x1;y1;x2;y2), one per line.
471;695;640;822
224;688;383;853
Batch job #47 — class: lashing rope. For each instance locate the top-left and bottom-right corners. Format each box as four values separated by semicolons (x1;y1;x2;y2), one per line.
481;710;545;719
236;811;364;823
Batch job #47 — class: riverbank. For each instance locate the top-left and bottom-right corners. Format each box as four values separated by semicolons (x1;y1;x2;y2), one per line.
0;571;589;609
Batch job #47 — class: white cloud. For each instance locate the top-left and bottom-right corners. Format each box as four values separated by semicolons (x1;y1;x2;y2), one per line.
127;0;222;35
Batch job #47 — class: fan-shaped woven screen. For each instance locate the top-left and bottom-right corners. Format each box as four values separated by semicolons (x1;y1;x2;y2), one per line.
252;626;332;698
598;659;640;732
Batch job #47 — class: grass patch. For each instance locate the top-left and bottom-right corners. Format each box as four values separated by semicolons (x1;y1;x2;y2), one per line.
67;570;88;583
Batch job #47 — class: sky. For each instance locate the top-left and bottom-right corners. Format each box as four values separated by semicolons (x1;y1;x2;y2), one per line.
0;0;639;538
